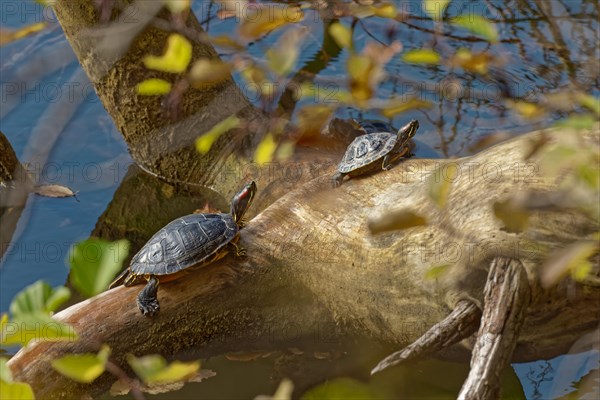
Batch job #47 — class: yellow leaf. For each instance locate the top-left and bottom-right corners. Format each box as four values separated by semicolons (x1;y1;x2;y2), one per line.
128;354;199;384
508;100;545;119
296;105;334;139
577;94;600;116
372;3;397;18
276;141;295;161
451;48;493;74
402;49;441;64
189;59;231;87
51;345;110;383
266;27;307;76
239;5;304;39
195;116;240;154
143;34;192;73
329;23;353;49
164;0;190;14
348;54;374;101
208;35;245;51
425;264;451;280
0;22;46;46
452;15;499;43
368;209;428;234
540;241;599;288
381;98;432;118
428;165;452;208
136;79;172;95
493;197;530;233
254;134;277;165
0;381;35;400
423;0;450;21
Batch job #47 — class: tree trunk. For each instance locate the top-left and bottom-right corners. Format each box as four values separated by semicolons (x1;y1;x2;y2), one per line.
8;124;600;399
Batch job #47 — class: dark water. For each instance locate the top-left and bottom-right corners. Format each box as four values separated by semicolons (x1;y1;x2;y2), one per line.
1;0;598;398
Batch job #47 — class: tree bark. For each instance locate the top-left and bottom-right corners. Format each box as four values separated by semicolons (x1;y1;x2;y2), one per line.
8;124;600;399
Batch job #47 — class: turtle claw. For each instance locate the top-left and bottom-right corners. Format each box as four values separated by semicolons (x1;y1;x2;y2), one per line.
137;298;160;317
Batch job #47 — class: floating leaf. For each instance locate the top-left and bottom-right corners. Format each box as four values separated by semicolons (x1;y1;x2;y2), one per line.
554;114;596;130
33;184;77;199
425;264;451;280
9;281;70;319
296;105;335;140
452;15;498;43
348;54;375;101
451;48;493;74
189;59;231;87
208;35;245;51
128;354;200;384
254;134;277;165
68;238;129;298
266;27;308;76
540;240;599;288
423;0;450;21
136;79;172;95
51;345;110;383
328;23;352;49
0;357;12;382
493;197;529;233
239;5;304;39
0;22;46;46
195;116;240;155
1;312;78;347
143;34;192;73
0;381;35;400
508;100;545;119
368;209;427;234
402;49;441;64
428;165;452;208
381;98;432;117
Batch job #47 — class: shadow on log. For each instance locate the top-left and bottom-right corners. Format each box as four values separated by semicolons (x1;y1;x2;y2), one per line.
8;124;600;398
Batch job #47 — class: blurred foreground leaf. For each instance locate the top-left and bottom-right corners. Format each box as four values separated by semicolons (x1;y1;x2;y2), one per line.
329;22;352;49
452;15;498;43
254;134;277;165
255;378;293;400
0;22;46;46
540;240;599;288
381;98;432;117
493;197;530;233
402;49;441;64
195;116;240;155
33;184;77;199
9;281;70;318
302;378;377;400
368;209;427;234
128;354;200;384
239;5;303;39
189;59;231;87
136;79;172;95
1;312;77;347
266;27;307;76
51;345;110;383
428;165;453;208
143;34;192;73
0;381;35;400
68;238;129;298
425;264;451;280
555;114;596;130
424;0;450;21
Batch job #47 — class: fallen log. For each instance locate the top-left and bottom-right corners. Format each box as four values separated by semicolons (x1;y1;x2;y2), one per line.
7;124;599;398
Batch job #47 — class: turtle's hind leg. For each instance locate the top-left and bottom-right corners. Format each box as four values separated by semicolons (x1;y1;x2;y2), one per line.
136;276;160;317
229;241;247;257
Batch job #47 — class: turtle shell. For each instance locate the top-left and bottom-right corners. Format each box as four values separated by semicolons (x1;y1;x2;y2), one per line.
338;131;397;173
129;213;238;276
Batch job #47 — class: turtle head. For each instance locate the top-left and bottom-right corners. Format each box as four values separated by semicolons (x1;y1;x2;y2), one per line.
231;181;256;224
397;119;419;141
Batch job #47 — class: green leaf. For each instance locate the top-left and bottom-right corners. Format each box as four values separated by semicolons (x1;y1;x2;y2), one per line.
9;281;70;319
1;312;78;347
51;345;110;383
577;94;600;116
0;381;35;400
329;22;352;49
136;79;172;96
68;238;130;298
423;0;450;21
254;134;277;165
425;264;451;280
127;354;200;384
164;0;190;14
402;49;441;64
143;34;192;73
452;15;498;43
554;114;596;130
266;27;307;76
195;116;240;155
0;357;12;382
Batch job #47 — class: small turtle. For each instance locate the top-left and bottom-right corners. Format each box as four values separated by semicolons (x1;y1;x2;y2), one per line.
332;119;419;186
109;181;256;316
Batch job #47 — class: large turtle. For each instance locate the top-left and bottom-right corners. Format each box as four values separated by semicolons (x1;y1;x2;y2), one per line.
332;119;419;186
109;181;256;316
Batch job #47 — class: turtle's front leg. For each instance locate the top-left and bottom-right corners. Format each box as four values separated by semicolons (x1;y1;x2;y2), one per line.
136;276;160;317
229;241;247;257
332;172;345;187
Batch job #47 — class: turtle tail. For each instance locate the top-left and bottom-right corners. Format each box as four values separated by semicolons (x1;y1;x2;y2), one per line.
108;269;130;289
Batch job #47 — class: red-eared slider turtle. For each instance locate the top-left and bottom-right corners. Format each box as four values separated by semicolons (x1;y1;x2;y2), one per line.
332;120;419;186
109;181;256;316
